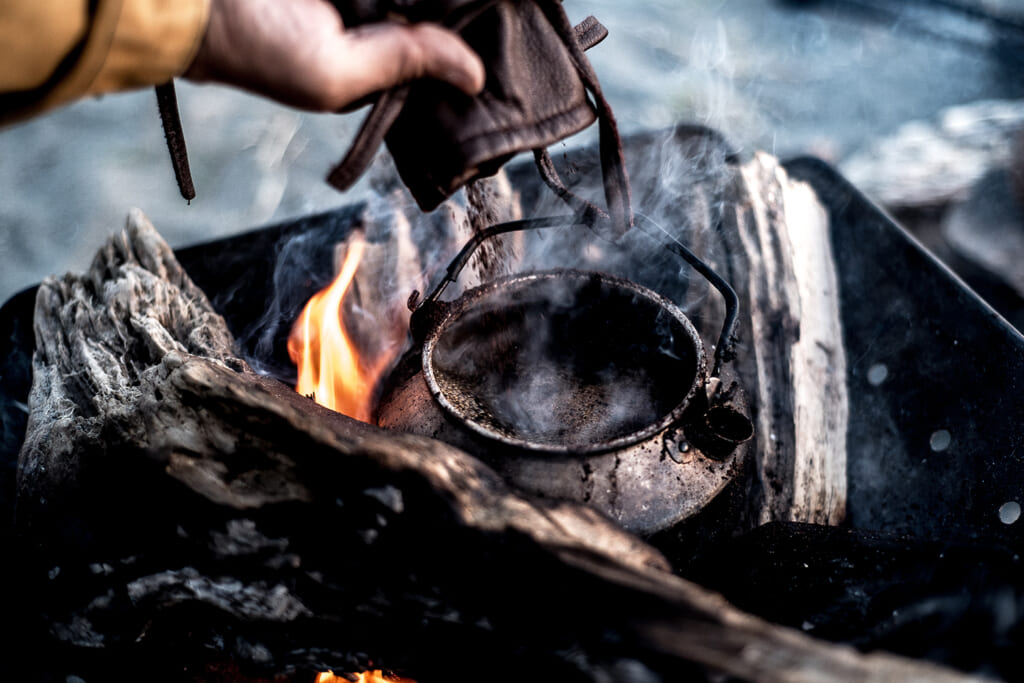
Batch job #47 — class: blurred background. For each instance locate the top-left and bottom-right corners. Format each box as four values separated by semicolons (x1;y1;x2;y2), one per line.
1;0;1023;318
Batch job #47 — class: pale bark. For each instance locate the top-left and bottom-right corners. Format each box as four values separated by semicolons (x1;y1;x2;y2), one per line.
724;153;848;526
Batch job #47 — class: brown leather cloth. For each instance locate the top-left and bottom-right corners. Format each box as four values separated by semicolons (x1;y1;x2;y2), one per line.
0;0;631;232
328;0;633;235
0;0;209;125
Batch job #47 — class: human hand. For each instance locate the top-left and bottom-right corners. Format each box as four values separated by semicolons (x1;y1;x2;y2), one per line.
183;0;486;110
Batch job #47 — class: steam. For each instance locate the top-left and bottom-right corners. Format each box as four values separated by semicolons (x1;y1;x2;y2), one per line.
427;127;735;446
237;117;738;452
429;271;702;449
235;156;526;385
512;125;737;322
486;362;665;448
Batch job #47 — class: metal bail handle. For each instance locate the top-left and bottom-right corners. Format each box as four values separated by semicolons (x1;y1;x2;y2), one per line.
409;213;740;378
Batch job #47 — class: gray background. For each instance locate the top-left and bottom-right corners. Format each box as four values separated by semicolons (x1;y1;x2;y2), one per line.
1;0;1022;303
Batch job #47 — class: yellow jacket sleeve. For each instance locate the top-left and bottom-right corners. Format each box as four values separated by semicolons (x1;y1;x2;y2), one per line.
0;0;210;124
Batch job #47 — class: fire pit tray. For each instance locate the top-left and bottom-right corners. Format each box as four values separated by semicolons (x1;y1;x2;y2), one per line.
786;157;1024;546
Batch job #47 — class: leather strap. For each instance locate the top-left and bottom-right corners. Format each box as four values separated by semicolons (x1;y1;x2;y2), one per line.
528;13;620;233
533;148;603;223
574;14;609;51
326;10;621;204
327;1;498;193
155;81;195;202
536;4;633;236
327;85;411;190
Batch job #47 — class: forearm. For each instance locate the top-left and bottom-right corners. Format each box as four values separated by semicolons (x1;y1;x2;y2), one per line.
0;0;209;124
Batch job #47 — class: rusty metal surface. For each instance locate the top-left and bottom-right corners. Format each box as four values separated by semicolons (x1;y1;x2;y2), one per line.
421;269;706;454
377;345;747;536
376;265;747;536
376;264;753;536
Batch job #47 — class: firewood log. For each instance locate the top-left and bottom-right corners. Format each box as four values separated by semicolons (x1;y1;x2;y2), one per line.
725;152;848;526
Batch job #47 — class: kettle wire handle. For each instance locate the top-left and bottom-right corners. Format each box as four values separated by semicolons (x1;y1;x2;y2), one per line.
634;215;740;378
411;213;739;378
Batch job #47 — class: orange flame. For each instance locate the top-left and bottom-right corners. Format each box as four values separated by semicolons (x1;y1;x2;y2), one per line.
287;234;396;422
295;235;414;683
315;671;416;683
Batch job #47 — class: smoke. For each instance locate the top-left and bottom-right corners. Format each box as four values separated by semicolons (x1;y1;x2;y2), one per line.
230;113;739;452
237;220;356;381
509;125;737;321
233;155;526;385
421;122;735;445
428;272;702;450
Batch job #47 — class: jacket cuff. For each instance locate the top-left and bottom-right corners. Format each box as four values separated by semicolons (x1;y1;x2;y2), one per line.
89;0;211;94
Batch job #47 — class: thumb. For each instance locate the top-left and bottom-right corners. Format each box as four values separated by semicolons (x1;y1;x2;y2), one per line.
326;23;486;105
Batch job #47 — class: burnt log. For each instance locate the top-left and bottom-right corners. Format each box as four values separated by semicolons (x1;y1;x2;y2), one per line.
9;210;982;683
726;152;848;526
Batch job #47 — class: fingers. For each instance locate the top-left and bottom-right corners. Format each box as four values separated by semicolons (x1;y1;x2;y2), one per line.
183;0;486;113
321;23;486;107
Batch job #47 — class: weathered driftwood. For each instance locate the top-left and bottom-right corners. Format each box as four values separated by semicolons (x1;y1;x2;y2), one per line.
13;210;980;682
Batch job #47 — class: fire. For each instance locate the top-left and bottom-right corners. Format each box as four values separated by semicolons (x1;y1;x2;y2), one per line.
287;234;396;422
293;234;414;683
315;671;416;683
